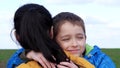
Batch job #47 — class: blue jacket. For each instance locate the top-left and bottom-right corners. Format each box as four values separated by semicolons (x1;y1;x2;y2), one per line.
7;45;116;68
84;45;116;68
7;48;25;68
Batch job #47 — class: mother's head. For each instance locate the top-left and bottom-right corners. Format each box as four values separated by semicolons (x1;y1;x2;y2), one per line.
13;3;68;63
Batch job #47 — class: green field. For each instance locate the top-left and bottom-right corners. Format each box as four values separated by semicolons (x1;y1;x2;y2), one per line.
0;49;17;68
0;49;120;68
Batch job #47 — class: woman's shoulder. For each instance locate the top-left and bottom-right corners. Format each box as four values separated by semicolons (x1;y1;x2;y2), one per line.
16;61;42;68
65;51;95;68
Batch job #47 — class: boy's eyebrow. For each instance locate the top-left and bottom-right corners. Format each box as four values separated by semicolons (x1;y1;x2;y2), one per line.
76;33;85;35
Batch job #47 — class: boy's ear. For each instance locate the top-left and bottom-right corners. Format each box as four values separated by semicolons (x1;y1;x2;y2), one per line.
14;31;20;41
85;35;87;39
50;26;53;39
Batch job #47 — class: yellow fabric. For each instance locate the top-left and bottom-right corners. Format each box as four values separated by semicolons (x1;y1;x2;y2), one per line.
16;61;41;68
17;52;95;68
65;51;95;68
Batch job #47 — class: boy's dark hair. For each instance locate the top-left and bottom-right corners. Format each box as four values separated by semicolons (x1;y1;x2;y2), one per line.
14;3;68;64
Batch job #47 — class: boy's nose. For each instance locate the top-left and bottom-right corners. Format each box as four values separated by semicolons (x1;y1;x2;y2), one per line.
72;39;79;47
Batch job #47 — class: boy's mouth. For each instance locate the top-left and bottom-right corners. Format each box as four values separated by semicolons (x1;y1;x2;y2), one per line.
67;49;80;54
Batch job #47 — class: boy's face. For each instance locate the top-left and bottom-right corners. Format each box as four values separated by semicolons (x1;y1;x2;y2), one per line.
56;21;86;57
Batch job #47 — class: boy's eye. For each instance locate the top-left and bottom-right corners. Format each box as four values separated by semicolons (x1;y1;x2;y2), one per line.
77;36;83;39
62;38;70;41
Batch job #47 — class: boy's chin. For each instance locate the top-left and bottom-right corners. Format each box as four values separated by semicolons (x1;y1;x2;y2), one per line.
72;53;81;57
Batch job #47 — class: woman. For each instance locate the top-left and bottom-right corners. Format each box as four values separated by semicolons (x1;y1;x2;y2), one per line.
8;3;68;68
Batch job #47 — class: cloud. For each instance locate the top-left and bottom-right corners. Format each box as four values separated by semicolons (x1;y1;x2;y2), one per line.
41;0;120;6
86;23;120;48
84;16;107;25
93;0;120;6
0;10;13;35
107;23;120;28
41;0;92;5
84;15;120;48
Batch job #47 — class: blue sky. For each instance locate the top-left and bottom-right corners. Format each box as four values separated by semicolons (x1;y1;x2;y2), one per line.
0;0;120;49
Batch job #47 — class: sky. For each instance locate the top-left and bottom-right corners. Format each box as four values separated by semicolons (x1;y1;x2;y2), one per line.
0;0;120;49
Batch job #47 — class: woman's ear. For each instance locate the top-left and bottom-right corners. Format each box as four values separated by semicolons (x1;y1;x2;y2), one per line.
50;26;53;39
14;31;20;41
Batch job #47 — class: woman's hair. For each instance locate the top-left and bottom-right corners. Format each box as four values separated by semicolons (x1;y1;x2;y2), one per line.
53;12;86;39
14;3;68;64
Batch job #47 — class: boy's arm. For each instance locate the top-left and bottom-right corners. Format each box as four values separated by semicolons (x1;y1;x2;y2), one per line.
97;53;116;68
85;46;116;68
7;48;26;68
